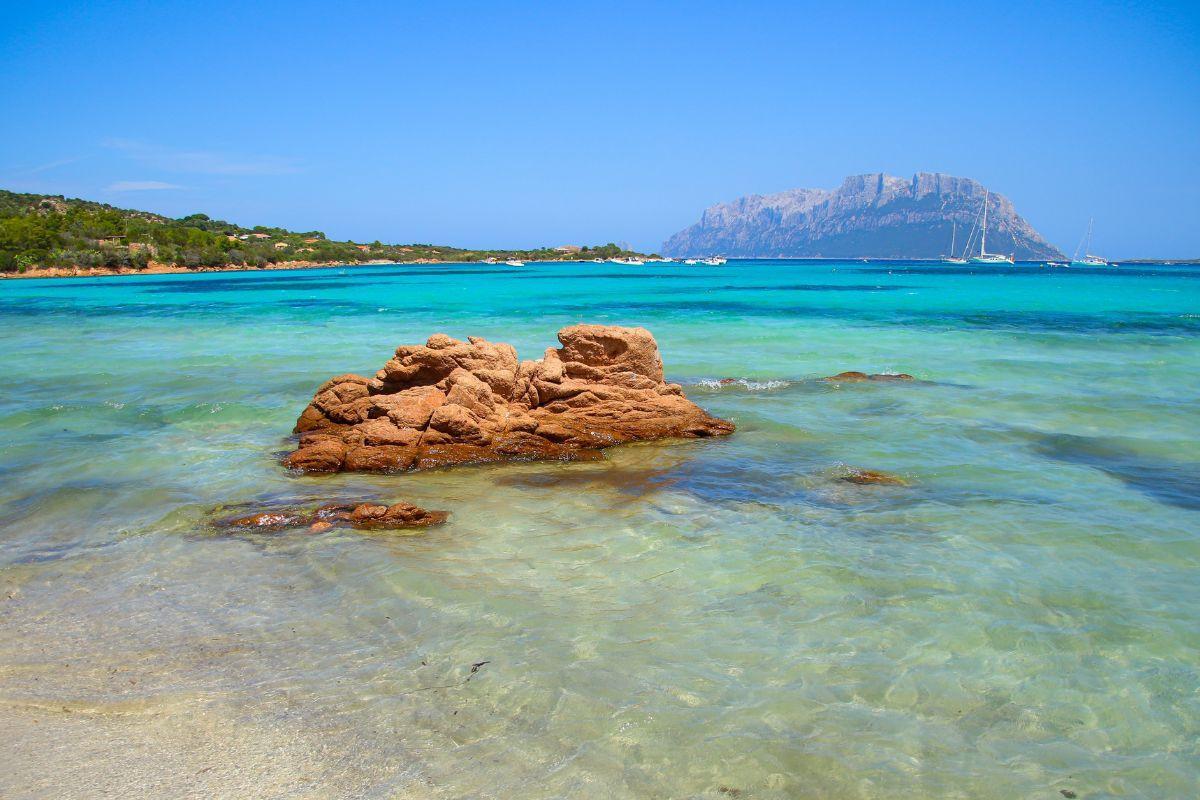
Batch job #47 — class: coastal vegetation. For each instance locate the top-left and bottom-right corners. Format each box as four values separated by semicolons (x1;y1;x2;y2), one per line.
0;189;649;274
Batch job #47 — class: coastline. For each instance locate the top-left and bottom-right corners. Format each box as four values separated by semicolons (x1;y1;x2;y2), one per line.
0;259;414;281
0;256;656;280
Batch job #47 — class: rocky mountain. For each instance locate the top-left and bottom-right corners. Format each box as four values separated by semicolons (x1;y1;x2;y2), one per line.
662;172;1063;260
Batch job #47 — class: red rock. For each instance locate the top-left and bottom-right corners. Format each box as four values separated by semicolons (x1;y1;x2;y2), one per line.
226;511;306;529
283;325;735;473
217;500;448;533
718;378;737;385
348;502;448;528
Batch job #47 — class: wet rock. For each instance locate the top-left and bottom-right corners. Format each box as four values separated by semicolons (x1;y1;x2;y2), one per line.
823;371;915;382
284;325;735;473
839;467;909;486
225;511;309;529
343;501;449;528
217;501;448;532
718;378;737;385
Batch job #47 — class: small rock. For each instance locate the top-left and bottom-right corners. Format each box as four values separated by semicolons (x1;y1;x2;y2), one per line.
226;512;307;529
824;370;871;382
217;501;448;533
823;370;915;382
347;502;448;529
717;378;737;385
840;468;909;486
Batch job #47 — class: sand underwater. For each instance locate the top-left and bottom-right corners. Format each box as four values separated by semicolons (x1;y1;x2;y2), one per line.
1;260;1197;798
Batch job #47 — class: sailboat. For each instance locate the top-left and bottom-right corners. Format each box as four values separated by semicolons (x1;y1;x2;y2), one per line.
1071;218;1109;266
942;221;967;264
967;191;1015;264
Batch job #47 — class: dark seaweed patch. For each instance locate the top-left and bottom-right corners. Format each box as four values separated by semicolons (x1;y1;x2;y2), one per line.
144;279;359;293
854;265;1200;279
643;283;919;293
1032;432;1200;511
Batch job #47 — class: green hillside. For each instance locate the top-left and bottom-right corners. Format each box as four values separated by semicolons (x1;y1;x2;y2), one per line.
0;189;646;272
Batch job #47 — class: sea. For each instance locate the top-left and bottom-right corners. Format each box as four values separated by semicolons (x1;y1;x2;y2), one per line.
1;260;1197;798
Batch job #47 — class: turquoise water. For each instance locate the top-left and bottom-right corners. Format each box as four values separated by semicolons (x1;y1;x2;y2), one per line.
1;260;1197;798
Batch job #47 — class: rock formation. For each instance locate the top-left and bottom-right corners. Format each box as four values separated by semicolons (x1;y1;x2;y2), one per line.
662;172;1064;260
284;324;735;473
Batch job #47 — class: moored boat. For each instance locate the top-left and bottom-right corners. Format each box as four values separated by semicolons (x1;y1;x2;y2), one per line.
966;191;1015;264
942;221;967;263
1071;219;1109;266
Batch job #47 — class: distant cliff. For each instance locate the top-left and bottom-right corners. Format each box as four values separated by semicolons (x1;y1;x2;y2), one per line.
663;173;1064;260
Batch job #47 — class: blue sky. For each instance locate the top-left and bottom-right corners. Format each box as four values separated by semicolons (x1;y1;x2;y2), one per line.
2;1;1198;257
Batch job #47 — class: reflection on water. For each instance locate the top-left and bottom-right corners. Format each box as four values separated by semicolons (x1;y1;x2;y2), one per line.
1;260;1198;798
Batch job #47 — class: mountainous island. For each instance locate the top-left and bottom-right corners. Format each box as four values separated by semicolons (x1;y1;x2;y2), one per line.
662;172;1064;260
0;189;647;277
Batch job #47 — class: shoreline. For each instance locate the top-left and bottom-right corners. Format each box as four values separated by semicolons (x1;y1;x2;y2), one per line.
0;259;418;281
0;256;650;281
6;257;1197;282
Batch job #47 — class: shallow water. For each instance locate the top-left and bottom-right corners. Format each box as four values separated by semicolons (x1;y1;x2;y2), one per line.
1;260;1198;798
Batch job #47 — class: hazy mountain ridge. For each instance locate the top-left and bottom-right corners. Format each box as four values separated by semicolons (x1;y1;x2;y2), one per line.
663;172;1064;259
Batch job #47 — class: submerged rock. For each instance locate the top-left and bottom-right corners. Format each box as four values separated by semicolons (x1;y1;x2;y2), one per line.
225;511;309;529
220;502;447;532
839;467;909;486
823;371;915;383
284;325;735;473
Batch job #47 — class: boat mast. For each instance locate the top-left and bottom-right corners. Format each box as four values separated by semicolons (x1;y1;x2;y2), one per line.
951;221;957;257
1085;217;1094;257
980;191;989;256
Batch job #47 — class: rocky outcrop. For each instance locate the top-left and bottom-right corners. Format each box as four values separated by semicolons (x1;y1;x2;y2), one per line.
219;501;448;532
284;325;735;473
662;172;1063;260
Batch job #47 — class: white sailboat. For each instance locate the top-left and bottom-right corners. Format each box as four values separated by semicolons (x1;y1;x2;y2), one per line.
967;191;1015;264
1071;218;1109;266
942;221;967;264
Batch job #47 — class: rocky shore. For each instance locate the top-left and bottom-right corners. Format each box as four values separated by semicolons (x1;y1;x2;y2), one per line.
286;324;735;473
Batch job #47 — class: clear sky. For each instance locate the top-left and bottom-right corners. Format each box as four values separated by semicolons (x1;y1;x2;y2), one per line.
2;1;1198;257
